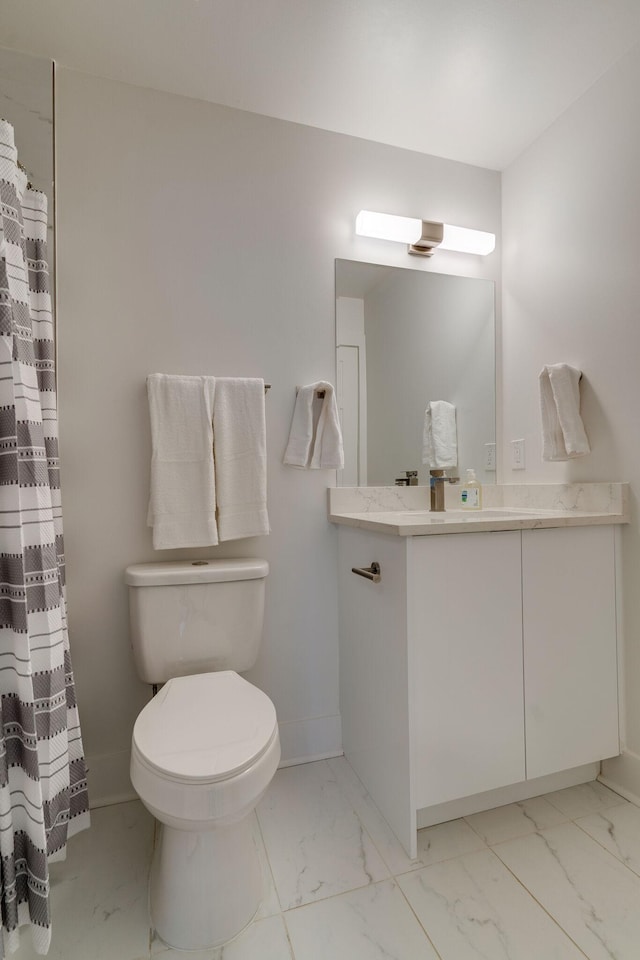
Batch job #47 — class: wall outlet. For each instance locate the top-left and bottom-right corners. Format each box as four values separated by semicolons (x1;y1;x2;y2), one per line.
511;438;526;470
484;442;496;471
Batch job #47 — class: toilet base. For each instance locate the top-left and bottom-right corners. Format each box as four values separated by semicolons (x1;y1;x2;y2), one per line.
150;814;262;951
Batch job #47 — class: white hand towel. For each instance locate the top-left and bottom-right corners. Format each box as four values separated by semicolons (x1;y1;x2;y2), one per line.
283;381;344;469
213;378;270;541
147;374;218;549
422;400;458;469
309;382;344;470
539;363;590;461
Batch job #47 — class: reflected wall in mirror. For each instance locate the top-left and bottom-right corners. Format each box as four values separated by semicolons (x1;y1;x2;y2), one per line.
0;49;55;293
335;259;495;487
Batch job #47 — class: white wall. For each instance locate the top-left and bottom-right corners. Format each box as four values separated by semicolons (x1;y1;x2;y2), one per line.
502;43;640;793
55;67;500;803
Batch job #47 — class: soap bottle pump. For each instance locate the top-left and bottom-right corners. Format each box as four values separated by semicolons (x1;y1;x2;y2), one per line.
460;468;482;510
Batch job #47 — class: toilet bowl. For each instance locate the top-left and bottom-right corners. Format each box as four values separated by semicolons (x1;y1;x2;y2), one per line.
131;670;280;950
126;558;278;950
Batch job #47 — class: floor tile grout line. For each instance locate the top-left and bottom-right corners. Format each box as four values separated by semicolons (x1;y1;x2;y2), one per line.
146;816;159;958
543;787;629;819
259;760;392;912
328;756;495;880
461;812;497;845
254;807;285;915
279;912;299;960
323;758;401;882
594;777;631;805
282;876;388;914
324;757;399;878
392;878;446;960
390;839;490;880
489;842;592;960
282;876;447;960
571;814;640;881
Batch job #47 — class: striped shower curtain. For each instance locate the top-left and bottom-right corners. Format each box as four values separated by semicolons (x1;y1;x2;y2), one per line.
0;120;89;955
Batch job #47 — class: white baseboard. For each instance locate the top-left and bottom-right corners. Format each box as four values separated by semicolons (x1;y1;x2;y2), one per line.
600;750;640;807
416;762;600;828
277;714;343;766
87;714;344;808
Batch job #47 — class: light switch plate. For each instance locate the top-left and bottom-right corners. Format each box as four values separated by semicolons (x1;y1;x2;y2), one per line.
484;442;496;471
511;438;526;470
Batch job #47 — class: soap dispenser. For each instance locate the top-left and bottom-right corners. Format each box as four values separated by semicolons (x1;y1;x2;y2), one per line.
460;468;482;510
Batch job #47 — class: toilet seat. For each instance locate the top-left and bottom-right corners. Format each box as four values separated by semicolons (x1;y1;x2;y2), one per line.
133;670;278;784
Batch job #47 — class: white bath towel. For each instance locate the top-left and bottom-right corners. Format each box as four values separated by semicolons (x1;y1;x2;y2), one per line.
422;401;458;469
283;381;344;469
147;374;218;549
213;378;270;541
539;363;590;461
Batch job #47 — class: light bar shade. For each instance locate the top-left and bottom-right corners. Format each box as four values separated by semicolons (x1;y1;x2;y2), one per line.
355;211;423;245
355;210;495;256
440;224;496;256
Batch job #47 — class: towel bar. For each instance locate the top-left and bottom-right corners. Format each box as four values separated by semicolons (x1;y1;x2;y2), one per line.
351;562;381;583
295;385;326;399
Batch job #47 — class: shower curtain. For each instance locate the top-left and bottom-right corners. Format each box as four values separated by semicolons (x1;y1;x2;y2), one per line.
0;120;89;955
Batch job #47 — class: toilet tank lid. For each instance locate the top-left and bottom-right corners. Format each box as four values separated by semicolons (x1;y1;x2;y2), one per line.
125;558;269;586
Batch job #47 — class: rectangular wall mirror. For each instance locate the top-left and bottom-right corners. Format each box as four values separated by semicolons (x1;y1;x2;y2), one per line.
0;49;55;295
335;259;495;487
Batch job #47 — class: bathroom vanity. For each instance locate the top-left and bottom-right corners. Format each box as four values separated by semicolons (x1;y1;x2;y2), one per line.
330;483;628;857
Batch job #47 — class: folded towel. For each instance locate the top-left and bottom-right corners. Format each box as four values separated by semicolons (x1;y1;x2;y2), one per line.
213;378;270;540
422;401;457;469
539;364;590;461
283;381;344;469
147;374;218;549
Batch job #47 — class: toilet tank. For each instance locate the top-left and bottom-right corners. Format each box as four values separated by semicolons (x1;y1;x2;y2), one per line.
124;558;269;684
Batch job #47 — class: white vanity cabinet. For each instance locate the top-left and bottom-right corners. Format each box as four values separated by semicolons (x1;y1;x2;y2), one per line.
338;523;619;858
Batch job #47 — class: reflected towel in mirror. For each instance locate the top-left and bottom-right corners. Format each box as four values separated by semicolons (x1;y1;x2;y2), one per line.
422;400;458;469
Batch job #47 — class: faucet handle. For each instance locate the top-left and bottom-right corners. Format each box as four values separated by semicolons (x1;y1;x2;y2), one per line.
430;470;459;483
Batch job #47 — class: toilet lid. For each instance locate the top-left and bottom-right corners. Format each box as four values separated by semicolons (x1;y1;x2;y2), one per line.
133;671;278;783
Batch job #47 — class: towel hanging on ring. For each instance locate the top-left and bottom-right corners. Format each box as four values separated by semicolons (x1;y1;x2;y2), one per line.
539;363;590;461
283;381;344;469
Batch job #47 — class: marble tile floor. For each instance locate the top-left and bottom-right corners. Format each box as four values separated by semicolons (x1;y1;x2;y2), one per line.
14;759;640;960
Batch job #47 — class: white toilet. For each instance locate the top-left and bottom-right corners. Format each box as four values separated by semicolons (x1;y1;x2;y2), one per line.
125;558;280;952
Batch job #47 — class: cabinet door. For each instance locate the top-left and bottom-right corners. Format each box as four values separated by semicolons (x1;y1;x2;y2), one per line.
410;531;525;808
522;526;619;780
338;526;415;854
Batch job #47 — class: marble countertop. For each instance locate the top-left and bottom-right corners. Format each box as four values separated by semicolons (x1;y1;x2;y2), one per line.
328;483;629;536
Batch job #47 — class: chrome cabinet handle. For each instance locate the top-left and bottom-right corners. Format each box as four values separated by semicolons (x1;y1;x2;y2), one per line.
351;562;381;583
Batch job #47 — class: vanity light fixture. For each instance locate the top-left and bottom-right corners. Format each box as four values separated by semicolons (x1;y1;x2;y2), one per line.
355;210;496;257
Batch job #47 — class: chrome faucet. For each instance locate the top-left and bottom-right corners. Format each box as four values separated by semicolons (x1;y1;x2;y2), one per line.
430;470;459;511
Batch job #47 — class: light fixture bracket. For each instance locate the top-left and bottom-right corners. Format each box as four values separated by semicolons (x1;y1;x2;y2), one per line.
408;221;444;257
